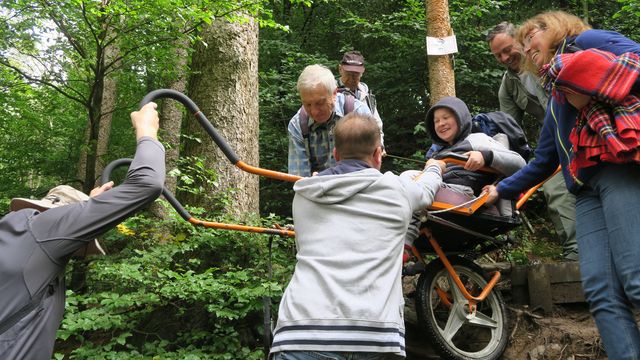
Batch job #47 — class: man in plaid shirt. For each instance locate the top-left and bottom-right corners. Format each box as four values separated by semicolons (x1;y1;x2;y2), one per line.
287;64;376;176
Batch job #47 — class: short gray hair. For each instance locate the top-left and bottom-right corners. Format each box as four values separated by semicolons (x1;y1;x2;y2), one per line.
296;64;337;97
486;21;516;43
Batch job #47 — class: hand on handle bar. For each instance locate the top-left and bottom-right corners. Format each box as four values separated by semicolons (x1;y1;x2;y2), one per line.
99;90;299;237
434;151;499;174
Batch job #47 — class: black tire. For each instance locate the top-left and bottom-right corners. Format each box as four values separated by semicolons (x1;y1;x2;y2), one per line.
415;256;509;360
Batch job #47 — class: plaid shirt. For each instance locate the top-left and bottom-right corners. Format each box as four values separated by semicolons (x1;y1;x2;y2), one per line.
542;48;640;176
287;93;373;176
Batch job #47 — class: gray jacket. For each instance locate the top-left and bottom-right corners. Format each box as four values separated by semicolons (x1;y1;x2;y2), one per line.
426;96;526;193
0;137;165;359
270;165;442;356
498;69;549;124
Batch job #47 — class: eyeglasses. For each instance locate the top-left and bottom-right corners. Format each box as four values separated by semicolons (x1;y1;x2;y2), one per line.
523;28;543;47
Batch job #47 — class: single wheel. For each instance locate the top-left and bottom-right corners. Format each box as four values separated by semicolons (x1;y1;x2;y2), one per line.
415;256;508;360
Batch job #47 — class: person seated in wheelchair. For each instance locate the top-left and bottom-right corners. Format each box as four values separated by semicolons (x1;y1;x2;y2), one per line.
402;97;527;273
425;96;526;206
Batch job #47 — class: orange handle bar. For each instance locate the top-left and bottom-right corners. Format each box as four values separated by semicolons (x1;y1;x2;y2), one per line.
515;166;561;210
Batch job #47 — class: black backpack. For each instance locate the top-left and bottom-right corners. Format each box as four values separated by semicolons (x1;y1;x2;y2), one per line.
472;111;532;161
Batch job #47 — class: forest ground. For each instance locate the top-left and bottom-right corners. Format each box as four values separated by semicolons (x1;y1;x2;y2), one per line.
402;274;627;360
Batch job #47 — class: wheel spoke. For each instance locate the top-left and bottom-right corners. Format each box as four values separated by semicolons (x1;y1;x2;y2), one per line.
442;301;467;342
467;309;498;329
446;273;466;303
416;258;508;359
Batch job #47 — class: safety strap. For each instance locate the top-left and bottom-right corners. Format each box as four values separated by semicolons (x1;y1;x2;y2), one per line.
0;281;52;336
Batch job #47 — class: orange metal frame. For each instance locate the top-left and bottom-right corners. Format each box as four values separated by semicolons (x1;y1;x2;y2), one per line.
168;149;557;313
188;218;295;237
429;191;490;215
413;167;561;312
418;228;501;313
516;167;561;210
177;161;301;237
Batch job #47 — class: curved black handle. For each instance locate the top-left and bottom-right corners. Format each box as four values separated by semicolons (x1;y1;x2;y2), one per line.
141;89;239;164
434;151;469;162
101;158;134;183
101;158;191;221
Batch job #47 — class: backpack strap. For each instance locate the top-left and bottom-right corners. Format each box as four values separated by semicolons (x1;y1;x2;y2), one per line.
0;281;53;336
297;107;312;166
343;93;355;115
298;107;310;138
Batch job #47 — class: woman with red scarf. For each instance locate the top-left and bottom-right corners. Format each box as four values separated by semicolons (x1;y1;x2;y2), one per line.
484;11;640;359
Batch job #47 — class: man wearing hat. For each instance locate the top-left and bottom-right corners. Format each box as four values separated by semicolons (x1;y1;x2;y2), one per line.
288;64;375;177
0;102;165;359
338;50;383;145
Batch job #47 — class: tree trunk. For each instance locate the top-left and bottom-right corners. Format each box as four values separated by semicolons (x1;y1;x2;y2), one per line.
95;37;119;187
76;125;90;188
426;0;455;105
582;0;590;25
150;37;190;220
183;15;260;218
78;14;110;193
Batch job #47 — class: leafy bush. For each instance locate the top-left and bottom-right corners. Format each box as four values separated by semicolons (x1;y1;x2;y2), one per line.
56;206;296;359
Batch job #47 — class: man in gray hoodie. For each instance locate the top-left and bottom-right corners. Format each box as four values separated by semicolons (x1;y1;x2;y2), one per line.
270;113;445;359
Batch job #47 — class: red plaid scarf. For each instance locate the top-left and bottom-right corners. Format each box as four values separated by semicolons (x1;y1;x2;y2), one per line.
541;48;640;177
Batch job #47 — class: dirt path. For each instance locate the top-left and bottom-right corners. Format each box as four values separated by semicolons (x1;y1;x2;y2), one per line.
403;275;611;359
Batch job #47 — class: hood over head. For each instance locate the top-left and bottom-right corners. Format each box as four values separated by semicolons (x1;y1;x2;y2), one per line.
425;96;472;147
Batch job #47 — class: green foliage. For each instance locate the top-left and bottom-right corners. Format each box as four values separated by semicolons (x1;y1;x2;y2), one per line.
56;208;295;359
1;1;638;358
0;69;86;202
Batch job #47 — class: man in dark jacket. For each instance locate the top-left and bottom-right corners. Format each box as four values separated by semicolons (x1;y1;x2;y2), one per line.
0;102;165;359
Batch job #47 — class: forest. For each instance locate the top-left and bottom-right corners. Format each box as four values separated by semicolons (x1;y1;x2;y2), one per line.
1;0;639;358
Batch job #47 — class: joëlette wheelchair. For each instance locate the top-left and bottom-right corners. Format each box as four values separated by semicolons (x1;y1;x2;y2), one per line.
103;90;550;360
403;152;550;360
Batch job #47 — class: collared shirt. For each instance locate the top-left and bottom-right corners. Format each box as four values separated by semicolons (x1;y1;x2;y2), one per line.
498;68;549;124
287;93;372;177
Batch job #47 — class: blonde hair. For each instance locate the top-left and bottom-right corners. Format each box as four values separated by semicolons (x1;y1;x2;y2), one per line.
516;11;591;73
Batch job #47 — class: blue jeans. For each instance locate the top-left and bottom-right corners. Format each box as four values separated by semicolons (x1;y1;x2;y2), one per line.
576;163;640;359
271;351;402;360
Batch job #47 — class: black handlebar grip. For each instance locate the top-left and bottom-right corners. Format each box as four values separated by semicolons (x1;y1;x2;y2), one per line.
100;157;191;221
101;158;133;185
139;89;239;164
434;151;469;162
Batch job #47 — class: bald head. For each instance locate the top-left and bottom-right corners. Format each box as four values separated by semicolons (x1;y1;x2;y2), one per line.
334;113;381;164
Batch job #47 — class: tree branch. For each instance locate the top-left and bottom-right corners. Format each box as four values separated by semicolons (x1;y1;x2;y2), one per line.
0;60;88;107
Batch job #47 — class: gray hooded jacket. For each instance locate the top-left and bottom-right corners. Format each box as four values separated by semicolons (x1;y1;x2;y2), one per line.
270;165;442;356
426;96;526;193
